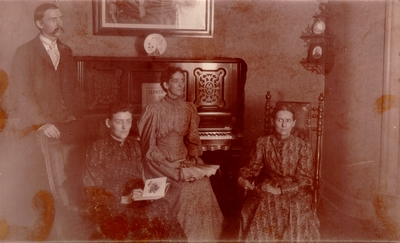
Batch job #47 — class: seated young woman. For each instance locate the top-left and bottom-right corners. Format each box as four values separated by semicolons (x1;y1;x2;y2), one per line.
238;105;320;242
137;66;224;242
82;103;186;242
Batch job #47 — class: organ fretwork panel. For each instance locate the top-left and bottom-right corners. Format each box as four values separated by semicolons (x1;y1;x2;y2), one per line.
194;68;227;109
76;57;246;151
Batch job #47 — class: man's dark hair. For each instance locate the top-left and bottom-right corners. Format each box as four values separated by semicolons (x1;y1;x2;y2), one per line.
34;3;59;23
159;66;185;92
107;103;133;119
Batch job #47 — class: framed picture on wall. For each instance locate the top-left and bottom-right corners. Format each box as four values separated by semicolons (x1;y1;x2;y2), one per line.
92;0;214;38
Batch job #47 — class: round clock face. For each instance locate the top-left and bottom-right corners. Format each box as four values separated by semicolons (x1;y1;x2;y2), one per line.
144;33;167;56
312;20;326;34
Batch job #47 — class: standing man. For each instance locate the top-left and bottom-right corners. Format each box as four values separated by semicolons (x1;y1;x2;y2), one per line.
5;3;80;136
0;3;81;237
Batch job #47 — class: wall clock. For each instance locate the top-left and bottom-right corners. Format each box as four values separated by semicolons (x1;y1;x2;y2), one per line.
144;33;167;56
299;3;334;75
312;20;326;35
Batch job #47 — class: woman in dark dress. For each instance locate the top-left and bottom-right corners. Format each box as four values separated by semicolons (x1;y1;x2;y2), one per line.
238;105;320;242
138;66;224;242
83;103;186;242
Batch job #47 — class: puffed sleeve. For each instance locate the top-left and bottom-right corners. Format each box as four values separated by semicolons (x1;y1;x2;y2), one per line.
138;104;181;181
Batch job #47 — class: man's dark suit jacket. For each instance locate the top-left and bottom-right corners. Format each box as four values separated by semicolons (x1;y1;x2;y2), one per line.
4;34;81;131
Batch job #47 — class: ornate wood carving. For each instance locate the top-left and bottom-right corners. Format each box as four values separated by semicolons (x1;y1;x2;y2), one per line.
194;68;226;109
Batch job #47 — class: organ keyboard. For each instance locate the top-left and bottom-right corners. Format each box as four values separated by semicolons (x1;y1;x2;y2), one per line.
199;131;235;140
199;131;236;151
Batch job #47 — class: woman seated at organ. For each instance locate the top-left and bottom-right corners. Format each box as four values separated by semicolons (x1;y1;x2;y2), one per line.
137;66;224;242
83;102;186;241
238;105;320;242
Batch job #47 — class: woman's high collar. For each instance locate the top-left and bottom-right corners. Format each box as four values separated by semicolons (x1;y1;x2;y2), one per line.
164;94;183;103
108;133;125;146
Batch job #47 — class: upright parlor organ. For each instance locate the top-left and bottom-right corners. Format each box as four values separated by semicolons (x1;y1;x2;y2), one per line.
76;57;247;218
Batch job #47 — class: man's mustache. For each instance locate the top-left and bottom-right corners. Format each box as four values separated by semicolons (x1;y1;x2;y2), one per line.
52;26;64;34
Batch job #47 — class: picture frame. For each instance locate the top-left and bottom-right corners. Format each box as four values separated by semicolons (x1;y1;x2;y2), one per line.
92;0;214;38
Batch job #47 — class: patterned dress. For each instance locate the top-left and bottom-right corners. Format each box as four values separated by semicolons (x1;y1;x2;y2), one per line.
138;95;224;242
239;133;320;242
83;135;186;242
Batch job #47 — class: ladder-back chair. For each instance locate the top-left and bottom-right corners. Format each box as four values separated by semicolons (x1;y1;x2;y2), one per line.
264;91;324;211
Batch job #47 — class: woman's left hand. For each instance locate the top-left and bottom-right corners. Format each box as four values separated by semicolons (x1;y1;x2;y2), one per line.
261;184;282;195
131;189;143;199
121;188;143;204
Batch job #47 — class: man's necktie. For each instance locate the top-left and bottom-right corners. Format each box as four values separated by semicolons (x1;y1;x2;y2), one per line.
48;43;60;70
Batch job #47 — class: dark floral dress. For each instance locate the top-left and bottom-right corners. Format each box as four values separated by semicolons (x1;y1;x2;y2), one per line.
239;133;320;242
83;135;186;242
138;95;224;242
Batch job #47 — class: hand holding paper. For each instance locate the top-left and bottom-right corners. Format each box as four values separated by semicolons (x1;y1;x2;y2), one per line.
181;164;220;182
121;177;169;203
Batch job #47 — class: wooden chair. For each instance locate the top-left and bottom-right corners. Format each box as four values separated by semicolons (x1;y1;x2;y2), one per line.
264;91;324;211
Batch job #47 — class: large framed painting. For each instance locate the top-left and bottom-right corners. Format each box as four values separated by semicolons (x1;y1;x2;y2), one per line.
93;0;214;38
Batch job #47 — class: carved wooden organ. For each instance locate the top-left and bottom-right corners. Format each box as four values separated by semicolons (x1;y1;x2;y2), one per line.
76;57;246;152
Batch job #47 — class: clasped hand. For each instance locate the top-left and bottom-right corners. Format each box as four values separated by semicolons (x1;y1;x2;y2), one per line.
260;183;282;195
238;177;281;195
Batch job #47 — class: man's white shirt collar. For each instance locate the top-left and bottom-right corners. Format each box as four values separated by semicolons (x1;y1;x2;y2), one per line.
39;34;58;51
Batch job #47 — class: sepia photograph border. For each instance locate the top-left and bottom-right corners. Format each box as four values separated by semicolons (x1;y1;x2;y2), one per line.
92;0;214;38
